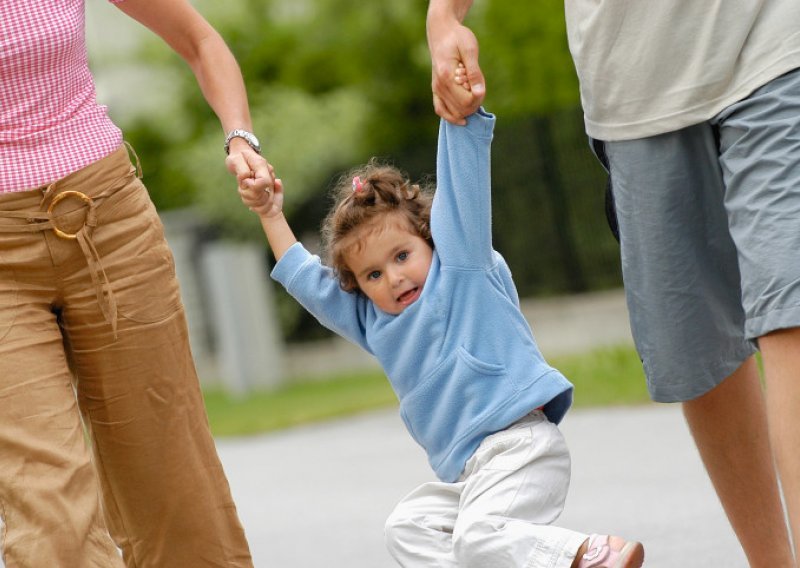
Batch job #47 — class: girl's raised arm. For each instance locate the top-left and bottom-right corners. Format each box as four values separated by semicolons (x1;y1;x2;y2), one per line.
431;109;496;269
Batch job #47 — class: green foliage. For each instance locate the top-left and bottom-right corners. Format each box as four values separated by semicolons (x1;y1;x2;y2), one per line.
116;0;583;222
489;109;621;297
203;370;397;437
471;0;580;115
100;0;619;338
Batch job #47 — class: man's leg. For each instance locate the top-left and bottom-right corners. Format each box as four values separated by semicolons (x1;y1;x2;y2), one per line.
604;118;793;565
713;67;800;564
683;356;793;567
760;327;800;561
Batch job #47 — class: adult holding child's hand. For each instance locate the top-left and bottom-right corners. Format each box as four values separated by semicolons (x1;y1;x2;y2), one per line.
426;0;486;124
225;134;275;195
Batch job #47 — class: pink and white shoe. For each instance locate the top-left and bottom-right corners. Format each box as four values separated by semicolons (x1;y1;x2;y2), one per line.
577;534;645;568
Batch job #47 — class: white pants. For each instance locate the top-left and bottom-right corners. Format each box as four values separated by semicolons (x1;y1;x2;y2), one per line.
385;411;587;568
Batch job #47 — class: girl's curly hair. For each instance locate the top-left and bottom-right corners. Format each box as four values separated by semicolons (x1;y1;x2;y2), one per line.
321;160;434;292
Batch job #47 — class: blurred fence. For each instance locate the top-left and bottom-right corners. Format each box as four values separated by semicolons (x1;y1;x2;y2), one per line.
161;210;286;394
490;108;621;296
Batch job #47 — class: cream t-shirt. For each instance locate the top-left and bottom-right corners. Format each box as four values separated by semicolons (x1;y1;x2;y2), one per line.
565;0;800;140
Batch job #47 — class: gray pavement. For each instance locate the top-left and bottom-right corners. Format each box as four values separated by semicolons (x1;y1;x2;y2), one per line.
218;403;748;568
219;290;747;567
0;290;749;566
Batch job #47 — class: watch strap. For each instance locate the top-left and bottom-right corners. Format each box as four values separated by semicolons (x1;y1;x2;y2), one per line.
224;129;261;155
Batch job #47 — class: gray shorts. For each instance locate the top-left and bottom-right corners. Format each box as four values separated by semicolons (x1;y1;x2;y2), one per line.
601;67;800;402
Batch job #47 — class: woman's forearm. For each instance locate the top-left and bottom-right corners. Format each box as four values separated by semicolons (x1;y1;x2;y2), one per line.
184;30;253;135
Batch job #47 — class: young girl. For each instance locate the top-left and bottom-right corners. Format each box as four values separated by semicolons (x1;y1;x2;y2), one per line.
240;104;644;566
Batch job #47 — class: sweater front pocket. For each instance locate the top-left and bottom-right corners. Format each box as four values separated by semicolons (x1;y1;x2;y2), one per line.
399;346;508;477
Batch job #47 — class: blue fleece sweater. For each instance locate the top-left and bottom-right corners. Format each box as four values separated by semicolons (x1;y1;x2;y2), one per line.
271;109;573;482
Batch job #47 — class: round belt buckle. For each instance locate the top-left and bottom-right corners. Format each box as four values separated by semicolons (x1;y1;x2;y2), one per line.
47;190;93;240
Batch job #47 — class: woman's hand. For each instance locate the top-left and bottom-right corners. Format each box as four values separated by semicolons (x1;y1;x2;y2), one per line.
232;152;283;219
239;177;284;219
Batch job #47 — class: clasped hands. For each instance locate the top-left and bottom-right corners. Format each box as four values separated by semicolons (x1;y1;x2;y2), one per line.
226;146;284;218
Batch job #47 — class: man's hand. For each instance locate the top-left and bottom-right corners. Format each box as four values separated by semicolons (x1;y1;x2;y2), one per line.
427;7;485;124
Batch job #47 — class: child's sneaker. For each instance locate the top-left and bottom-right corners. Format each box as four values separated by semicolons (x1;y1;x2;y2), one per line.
577;534;644;568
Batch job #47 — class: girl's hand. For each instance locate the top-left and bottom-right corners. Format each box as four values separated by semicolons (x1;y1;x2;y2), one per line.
239;175;285;219
455;62;472;92
225;142;272;193
227;149;283;217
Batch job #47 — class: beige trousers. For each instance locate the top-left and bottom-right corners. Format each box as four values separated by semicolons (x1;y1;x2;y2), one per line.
0;146;253;567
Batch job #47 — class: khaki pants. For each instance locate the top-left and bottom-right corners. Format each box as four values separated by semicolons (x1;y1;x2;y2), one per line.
0;146;253;567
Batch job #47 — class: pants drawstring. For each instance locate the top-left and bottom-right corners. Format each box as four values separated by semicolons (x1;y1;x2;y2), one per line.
75;202;118;337
0;167;137;339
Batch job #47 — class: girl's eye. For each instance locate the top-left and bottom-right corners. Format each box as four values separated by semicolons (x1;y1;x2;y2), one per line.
368;270;381;281
397;251;408;262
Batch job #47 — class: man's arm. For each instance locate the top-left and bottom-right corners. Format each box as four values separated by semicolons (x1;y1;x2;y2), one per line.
426;0;486;124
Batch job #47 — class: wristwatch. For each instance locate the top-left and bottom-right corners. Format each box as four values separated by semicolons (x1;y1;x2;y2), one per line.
224;129;261;155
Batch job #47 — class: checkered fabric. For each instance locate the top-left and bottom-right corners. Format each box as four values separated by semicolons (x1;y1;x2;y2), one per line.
0;0;124;192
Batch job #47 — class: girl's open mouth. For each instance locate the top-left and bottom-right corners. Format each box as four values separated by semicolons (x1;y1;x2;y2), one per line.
397;287;420;305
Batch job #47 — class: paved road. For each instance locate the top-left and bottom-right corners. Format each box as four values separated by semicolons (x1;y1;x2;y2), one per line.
218;290;749;566
218;403;748;567
0;288;748;566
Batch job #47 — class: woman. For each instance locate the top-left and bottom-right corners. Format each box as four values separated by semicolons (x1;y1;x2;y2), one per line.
0;0;274;565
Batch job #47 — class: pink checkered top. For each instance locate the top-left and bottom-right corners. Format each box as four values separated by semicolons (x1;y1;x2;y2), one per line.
1;0;125;193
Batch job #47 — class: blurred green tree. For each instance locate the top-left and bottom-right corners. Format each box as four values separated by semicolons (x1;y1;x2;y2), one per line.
114;0;581;230
100;0;618;339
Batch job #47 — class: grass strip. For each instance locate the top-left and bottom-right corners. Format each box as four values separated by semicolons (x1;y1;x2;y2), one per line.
203;344;650;437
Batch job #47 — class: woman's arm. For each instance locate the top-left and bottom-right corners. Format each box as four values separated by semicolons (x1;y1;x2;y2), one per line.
114;0;272;194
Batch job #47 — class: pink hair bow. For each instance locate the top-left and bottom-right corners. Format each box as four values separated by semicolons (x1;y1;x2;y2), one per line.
352;176;364;193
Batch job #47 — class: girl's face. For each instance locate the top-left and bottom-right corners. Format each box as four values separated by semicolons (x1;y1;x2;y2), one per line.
343;216;433;315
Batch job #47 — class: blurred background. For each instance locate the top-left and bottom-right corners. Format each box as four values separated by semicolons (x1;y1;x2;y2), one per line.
85;0;625;402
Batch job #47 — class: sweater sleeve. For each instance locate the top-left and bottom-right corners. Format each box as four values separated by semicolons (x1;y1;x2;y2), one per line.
271;242;373;354
431;108;496;269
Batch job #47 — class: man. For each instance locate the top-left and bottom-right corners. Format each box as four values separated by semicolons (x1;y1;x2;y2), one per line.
426;1;800;566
